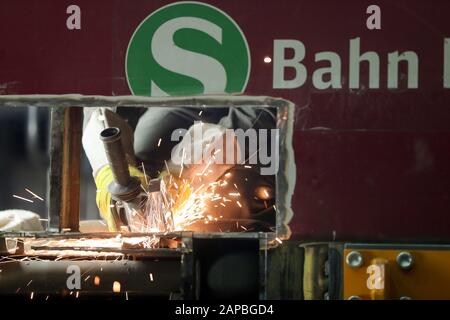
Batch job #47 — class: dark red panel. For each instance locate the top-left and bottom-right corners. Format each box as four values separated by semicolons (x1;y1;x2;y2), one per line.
290;131;450;241
0;0;112;94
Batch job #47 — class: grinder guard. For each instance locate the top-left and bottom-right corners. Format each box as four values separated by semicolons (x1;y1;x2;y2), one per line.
100;127;173;232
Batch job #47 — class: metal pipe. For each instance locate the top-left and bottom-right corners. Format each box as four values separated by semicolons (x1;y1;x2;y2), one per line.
0;259;181;296
100;127;141;202
100;127;131;187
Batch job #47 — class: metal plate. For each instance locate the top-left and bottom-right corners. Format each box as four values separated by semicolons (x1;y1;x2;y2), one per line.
343;245;450;300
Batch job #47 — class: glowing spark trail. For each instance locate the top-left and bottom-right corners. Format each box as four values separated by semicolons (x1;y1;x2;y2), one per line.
13;195;33;203
141;162;149;186
25;188;44;201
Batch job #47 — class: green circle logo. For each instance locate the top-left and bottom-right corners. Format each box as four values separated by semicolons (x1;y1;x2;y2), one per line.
126;1;250;96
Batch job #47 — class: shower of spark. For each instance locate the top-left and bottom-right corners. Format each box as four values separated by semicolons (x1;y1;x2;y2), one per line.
123;164;242;233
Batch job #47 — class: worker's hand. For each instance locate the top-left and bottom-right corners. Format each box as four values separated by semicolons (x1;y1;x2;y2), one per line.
83;107;141;231
0;209;43;232
82;108;136;177
169;122;242;187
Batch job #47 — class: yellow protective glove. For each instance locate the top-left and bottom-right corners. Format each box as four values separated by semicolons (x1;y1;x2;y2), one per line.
95;165;147;231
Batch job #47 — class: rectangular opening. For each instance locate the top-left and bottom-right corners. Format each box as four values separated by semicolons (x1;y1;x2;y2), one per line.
0;95;294;241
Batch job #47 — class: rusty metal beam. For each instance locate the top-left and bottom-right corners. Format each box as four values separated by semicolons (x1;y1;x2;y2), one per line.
48;107;82;232
60;107;82;231
48;108;64;230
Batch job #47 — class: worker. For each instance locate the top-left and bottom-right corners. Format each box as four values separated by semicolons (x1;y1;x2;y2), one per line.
82;105;276;232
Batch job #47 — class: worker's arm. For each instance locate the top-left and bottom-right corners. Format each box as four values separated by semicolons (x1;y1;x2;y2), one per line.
170;107;276;180
82;108;146;231
218;107;277;131
168;121;243;189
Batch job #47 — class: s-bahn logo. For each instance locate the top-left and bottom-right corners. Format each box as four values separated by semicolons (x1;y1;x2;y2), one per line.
126;1;250;96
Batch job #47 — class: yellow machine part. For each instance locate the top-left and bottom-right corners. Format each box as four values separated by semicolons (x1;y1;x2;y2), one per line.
343;247;450;300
